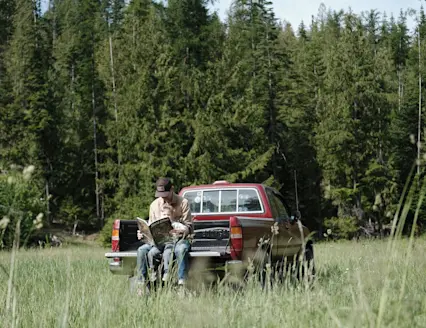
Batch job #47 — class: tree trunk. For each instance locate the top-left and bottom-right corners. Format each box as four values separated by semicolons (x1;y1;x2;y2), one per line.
45;180;50;223
418;30;422;175
108;21;118;122
91;36;101;227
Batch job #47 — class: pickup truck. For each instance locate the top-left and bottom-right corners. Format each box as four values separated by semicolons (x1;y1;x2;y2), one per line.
105;180;314;283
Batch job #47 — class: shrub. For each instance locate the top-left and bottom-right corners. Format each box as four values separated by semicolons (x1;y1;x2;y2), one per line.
99;217;115;247
0;164;45;249
323;216;359;240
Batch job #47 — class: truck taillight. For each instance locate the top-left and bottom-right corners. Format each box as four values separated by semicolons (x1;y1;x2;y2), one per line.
111;219;120;252
229;216;243;260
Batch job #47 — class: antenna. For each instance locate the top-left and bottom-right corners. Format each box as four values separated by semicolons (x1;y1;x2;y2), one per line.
294;170;299;213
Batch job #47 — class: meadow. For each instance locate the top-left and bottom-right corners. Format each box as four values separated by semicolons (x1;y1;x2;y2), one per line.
1;237;426;328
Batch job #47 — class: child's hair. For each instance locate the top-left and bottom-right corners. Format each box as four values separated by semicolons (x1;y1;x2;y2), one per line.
160;203;174;219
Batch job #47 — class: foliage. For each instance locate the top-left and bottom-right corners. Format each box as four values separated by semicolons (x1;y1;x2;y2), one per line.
323;216;359;239
99;217;115;247
0;0;426;236
0;164;45;248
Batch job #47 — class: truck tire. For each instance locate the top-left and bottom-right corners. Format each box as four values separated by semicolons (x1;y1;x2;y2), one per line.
296;243;315;284
253;246;274;290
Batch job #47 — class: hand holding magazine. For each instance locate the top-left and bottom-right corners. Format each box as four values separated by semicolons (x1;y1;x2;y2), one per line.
136;217;176;247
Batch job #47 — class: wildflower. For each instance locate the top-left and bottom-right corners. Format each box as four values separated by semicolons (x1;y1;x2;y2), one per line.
410;134;416;144
7;176;14;185
33;213;44;227
265;262;271;272
247;258;255;273
0;216;10;229
257;237;270;247
23;165;35;181
36;213;43;222
271;222;279;235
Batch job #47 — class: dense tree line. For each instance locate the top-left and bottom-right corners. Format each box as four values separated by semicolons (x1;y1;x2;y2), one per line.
1;0;425;246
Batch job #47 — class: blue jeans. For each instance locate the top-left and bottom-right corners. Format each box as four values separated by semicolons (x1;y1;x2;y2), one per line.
163;239;191;280
136;243;163;281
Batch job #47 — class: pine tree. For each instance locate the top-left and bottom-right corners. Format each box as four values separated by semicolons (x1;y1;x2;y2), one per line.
0;0;15;84
98;1;182;219
0;0;49;170
189;0;277;185
275;20;324;231
49;0;106;228
389;7;426;231
315;11;396;229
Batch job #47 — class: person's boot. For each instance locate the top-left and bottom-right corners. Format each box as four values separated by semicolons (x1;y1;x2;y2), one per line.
162;272;169;282
136;278;147;297
149;268;157;282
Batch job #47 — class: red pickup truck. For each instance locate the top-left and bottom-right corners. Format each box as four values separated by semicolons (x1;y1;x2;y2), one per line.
105;180;314;283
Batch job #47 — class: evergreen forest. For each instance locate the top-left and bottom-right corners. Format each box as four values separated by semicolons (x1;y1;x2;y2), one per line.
1;0;426;247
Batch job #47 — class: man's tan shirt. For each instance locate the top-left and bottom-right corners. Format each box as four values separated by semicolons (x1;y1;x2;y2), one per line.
148;193;193;234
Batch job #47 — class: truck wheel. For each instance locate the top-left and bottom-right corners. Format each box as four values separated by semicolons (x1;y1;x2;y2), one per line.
257;248;274;290
297;243;316;284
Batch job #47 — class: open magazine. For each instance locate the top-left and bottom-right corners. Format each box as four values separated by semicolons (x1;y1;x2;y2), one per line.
136;217;174;247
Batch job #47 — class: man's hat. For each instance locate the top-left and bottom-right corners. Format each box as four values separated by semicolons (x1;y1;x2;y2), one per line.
155;177;173;198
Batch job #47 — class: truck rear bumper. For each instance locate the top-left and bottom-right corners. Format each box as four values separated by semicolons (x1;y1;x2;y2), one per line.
105;251;244;277
104;251;223;258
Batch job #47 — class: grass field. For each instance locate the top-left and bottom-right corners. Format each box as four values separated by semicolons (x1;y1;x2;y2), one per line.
1;237;426;328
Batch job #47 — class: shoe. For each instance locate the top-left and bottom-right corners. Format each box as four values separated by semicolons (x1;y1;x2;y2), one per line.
149;269;157;282
178;279;186;286
136;281;146;296
162;273;169;282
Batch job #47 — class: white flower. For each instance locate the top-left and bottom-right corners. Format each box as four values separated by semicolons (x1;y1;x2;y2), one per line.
23;165;35;175
0;216;10;229
7;176;14;185
271;222;279;235
23;165;35;180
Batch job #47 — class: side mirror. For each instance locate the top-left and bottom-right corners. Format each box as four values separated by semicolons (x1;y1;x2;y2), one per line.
290;210;301;223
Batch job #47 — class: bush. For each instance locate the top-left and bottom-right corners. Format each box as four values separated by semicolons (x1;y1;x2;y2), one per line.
0;164;45;249
323;216;359;240
99;217;115;247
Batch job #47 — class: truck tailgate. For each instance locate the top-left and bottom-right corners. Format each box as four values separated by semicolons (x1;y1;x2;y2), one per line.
191;219;230;255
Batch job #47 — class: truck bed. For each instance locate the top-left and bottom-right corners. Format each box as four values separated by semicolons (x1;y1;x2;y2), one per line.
106;218;236;276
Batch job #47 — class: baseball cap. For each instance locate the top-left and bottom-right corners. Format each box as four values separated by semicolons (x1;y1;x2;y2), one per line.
155;177;173;198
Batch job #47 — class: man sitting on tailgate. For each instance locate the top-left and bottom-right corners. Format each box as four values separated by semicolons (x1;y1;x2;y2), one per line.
136;177;193;287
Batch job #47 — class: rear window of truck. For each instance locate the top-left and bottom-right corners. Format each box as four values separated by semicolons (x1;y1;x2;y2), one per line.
183;188;263;214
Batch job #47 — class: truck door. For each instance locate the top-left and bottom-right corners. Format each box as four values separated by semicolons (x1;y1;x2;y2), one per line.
265;188;301;259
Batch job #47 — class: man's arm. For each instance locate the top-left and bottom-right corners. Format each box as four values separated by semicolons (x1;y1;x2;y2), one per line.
148;202;155;224
179;199;193;235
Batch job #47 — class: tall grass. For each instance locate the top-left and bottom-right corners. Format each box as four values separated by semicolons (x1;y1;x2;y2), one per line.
1;238;426;327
